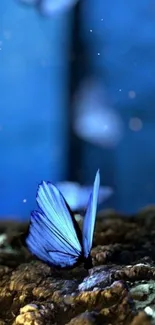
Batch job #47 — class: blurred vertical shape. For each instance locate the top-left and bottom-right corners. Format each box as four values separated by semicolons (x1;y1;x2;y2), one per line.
69;2;115;209
68;1;88;180
0;1;71;219
79;0;155;213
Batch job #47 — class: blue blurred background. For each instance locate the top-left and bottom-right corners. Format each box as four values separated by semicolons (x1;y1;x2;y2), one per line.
1;0;155;220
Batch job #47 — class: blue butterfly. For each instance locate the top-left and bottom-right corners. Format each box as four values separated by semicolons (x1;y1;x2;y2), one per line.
26;170;100;269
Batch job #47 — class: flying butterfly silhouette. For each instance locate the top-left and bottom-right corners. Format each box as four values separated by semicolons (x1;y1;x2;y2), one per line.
26;170;100;269
56;181;113;212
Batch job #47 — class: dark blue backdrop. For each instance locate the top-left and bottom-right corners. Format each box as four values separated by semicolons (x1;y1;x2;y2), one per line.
79;0;155;213
1;0;155;219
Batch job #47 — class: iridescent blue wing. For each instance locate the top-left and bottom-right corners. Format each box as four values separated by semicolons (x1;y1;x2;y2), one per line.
26;182;82;267
82;170;100;258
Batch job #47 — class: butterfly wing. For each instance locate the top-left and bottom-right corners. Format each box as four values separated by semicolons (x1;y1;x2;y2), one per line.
82;170;100;258
26;182;82;267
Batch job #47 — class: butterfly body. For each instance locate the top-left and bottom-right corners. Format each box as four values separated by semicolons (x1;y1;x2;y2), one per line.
26;171;100;270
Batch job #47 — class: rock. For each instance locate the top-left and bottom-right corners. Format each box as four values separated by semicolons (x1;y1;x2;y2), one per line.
1;209;155;324
65;312;97;325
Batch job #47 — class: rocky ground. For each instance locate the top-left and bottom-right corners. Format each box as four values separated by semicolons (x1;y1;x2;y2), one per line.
1;206;155;325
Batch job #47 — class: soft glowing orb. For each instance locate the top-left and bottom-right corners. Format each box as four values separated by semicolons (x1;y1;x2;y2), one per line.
73;79;124;148
129;117;143;131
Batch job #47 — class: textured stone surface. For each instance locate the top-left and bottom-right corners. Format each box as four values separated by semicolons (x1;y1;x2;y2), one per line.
1;207;155;324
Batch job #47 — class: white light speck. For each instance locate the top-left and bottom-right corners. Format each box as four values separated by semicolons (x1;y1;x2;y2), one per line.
101;18;103;21
23;199;27;203
129;117;143;131
119;89;122;92
97;52;100;56
90;29;93;32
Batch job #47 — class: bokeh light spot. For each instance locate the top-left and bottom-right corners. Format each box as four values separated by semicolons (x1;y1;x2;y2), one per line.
128;90;136;99
129;117;143;131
